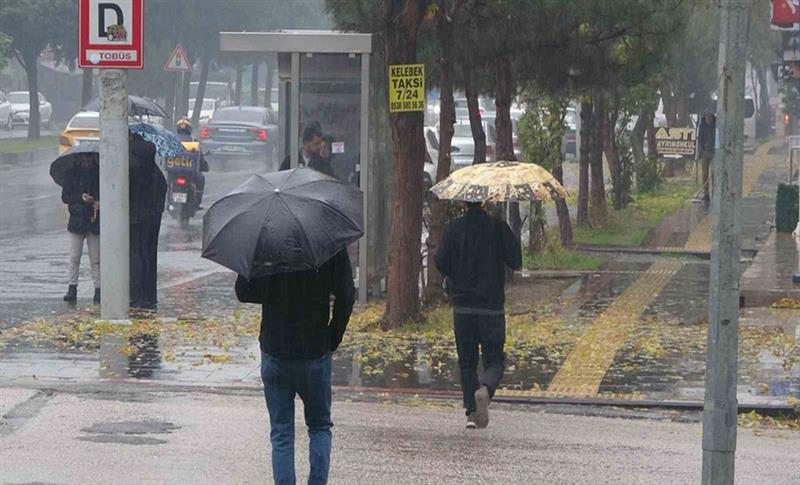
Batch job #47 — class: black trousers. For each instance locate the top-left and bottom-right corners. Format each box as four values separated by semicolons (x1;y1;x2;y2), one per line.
453;312;506;414
130;219;161;309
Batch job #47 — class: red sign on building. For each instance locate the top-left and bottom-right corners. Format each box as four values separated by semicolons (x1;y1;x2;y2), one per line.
78;0;143;69
773;0;800;26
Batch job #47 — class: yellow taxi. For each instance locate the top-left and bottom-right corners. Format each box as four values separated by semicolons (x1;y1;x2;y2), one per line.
59;111;100;154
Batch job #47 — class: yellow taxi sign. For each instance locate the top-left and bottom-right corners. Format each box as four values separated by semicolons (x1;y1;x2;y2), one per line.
389;64;425;113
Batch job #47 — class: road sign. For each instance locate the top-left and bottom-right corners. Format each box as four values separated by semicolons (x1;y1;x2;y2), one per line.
655;127;696;157
78;0;143;69
164;44;192;72
389;64;425;113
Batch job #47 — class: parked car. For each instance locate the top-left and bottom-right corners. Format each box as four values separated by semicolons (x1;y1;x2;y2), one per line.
564;107;577;159
187;98;217;125
199;106;279;163
7;91;52;128
59;111;100;154
190;81;232;105
0;91;12;130
423;126;441;191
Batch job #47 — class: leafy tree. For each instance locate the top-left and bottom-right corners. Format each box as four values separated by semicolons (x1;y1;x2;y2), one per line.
0;0;75;139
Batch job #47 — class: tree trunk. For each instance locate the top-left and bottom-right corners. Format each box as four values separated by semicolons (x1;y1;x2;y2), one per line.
631;110;646;170
164;73;177;128
250;62;259;105
234;60;243;106
604;92;623;210
383;0;426;329
176;71;191;119
755;66;772;138
645;108;657;160
423;10;456;307
552;162;573;245
81;68;93;108
22;51;40;140
494;56;521;241
464;66;486;163
577;97;592;227
264;58;275;108
528;201;547;254
590;88;606;221
191;57;210;129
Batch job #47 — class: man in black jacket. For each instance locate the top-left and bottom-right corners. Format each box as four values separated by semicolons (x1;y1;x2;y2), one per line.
434;202;522;429
129;133;167;310
61;153;101;304
279;121;324;172
697;112;717;203
235;248;355;485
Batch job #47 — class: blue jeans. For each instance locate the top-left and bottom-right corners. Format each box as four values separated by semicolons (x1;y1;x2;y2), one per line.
261;351;333;485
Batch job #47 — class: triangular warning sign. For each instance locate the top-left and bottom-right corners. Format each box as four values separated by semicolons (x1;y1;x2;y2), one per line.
164;44;192;72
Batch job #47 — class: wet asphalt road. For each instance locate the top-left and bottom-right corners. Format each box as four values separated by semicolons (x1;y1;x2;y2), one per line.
0;152;271;327
2;386;798;485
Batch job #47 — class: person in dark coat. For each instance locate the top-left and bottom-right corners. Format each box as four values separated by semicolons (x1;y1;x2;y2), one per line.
311;134;336;178
61;153;101;304
697;112;717;202
434;202;522;429
279;121;323;171
235;249;355;485
129;133;167;310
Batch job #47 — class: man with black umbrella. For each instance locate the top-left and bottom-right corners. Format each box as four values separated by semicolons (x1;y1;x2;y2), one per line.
60;153;101;304
235;250;355;485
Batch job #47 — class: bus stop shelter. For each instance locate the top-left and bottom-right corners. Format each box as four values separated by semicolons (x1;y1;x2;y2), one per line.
220;30;372;303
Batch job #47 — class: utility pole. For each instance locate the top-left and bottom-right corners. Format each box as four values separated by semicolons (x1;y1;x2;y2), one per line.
701;0;750;484
99;69;130;320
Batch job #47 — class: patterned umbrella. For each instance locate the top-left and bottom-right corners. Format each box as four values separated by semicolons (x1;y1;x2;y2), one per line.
129;122;185;157
430;160;568;202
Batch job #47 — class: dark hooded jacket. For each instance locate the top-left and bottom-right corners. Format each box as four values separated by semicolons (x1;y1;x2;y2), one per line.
434;206;522;312
61;166;100;235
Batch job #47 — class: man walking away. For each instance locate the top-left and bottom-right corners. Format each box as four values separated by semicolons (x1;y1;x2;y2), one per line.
434;202;522;429
235;248;355;485
279;122;323;171
697;112;717;203
61;153;101;304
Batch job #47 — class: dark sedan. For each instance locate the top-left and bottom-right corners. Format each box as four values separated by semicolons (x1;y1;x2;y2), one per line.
199;106;279;163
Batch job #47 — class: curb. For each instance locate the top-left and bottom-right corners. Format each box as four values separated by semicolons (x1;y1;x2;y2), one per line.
3;378;797;419
573;244;711;259
0;147;57;165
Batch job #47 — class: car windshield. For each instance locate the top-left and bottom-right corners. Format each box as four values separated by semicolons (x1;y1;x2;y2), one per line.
69;115;99;129
192;83;229;100
212;109;264;123
8;93;29;104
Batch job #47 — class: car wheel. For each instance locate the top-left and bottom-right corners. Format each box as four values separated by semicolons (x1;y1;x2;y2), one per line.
5;115;12;131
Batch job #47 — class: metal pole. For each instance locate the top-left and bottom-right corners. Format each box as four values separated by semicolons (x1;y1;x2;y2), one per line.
290;52;300;169
358;53;370;305
701;1;750;484
99;69;130;320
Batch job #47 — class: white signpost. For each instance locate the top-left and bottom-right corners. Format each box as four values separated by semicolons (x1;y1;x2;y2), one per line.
79;0;144;320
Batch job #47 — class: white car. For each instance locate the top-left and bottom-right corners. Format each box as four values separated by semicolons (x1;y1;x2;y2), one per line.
188;98;217;125
7;91;53;128
0;91;12;130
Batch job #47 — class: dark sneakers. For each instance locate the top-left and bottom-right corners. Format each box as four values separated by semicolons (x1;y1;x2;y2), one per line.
474;386;490;429
63;285;77;302
93;288;101;304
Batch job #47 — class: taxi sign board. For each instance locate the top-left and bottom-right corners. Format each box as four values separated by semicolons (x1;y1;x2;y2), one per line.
79;0;143;69
389;64;425;113
164;44;192;72
655;127;696;157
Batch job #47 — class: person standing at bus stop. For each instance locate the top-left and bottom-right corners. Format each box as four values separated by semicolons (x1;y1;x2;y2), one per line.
697;112;717;203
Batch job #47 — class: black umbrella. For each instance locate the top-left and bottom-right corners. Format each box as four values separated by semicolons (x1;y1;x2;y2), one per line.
86;95;169;118
202;167;363;278
50;142;100;186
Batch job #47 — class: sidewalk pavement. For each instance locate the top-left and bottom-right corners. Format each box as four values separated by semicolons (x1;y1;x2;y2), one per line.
1;385;799;485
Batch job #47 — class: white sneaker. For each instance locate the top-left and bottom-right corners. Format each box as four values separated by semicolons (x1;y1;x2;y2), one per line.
466;413;477;429
474;386;490;429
